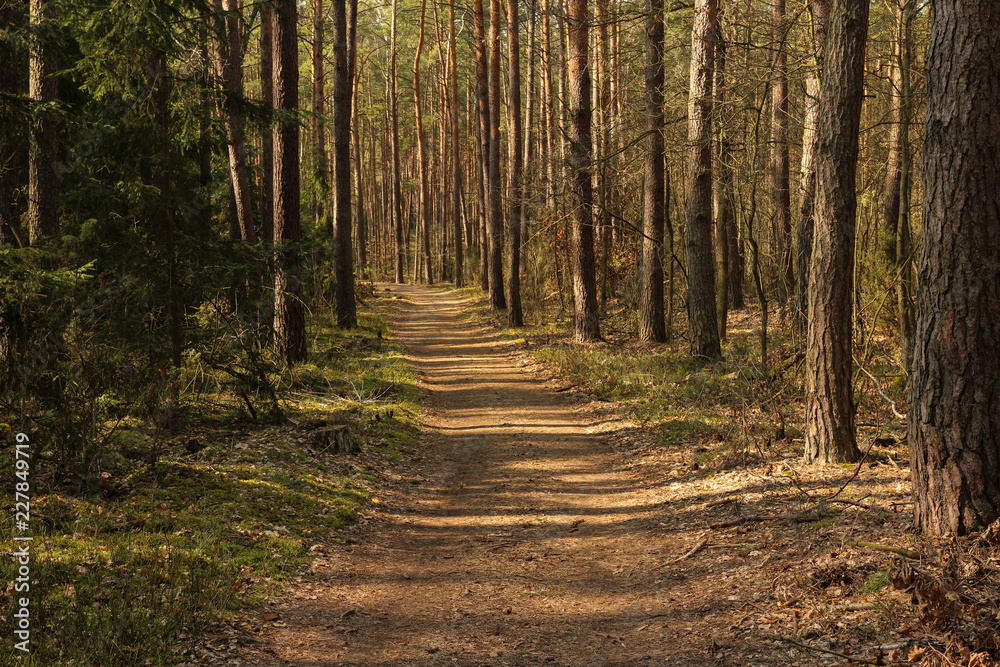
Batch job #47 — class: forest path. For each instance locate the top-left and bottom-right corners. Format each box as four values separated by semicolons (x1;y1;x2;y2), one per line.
258;283;764;666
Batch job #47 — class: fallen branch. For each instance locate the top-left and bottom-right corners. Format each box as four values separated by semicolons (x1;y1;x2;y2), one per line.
663;532;709;566
777;636;880;665
854;541;922;560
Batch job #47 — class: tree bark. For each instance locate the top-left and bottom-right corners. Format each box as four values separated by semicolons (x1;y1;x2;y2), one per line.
567;0;599;341
349;0;366;278
260;2;274;244
714;18;734;342
910;0;1000;536
487;0;506;309
390;0;405;283
449;0;464;287
639;0;666;343
273;0;306;364
771;0;791;303
0;3;19;248
414;0;433;284
804;0;868;464
312;0;328;229
28;0;59;244
794;0;829;327
507;0;524;325
332;0;356;327
473;0;491;292
685;0;721;360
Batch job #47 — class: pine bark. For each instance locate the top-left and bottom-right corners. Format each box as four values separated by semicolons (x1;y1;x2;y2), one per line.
390;0;405;283
349;0;366;277
910;0;1000;536
685;0;721;360
804;0;868;463
714;20;734;341
28;0;59;244
332;0;356;327
567;0;599;341
449;0;464;287
312;0;328;229
473;0;491;292
639;0;666;343
260;2;274;244
414;0;432;284
771;0;791;302
0;3;19;248
487;0;506;309
273;0;306;364
507;0;524;325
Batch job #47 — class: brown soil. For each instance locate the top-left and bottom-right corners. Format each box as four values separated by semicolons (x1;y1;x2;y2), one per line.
244;283;918;667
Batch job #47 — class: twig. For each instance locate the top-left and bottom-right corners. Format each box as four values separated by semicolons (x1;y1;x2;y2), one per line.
663;532;709;566
854;541;922;560
777;636;881;665
830;498;888;513
827;439;876;501
856;363;907;420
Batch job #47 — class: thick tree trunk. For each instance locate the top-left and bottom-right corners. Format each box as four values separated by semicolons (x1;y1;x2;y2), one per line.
507;0;524;325
685;0;721;360
390;0;405;283
260;3;274;244
567;0;599;341
273;0;306;364
332;0;356;327
487;0;506;309
449;0;464;287
804;0;868;464
771;0;791;303
910;0;1000;536
28;0;58;244
794;0;829;327
212;0;256;243
639;0;666;343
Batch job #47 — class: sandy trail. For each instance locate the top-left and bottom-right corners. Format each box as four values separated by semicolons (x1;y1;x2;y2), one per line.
261;283;763;666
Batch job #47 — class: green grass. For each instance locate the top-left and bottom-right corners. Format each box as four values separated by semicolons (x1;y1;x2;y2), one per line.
0;290;420;666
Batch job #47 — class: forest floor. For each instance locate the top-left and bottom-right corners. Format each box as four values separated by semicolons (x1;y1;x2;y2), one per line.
229;284;997;667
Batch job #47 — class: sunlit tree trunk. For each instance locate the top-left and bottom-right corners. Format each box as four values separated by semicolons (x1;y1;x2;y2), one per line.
507;0;524;325
804;0;869;463
474;0;491;292
332;0;356;327
390;0;405;283
714;19;734;342
771;0;791;302
487;0;506;309
28;0;59;244
312;0;328;229
260;2;274;244
414;0;432;284
449;0;464;287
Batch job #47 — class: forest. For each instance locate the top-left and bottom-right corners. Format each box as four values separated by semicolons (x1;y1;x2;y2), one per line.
1;0;999;664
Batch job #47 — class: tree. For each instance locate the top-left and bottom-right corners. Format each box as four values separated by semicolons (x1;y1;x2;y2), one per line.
390;0;405;283
804;0;869;463
507;0;524;326
413;0;432;285
487;0;506;309
28;0;59;244
685;0;721;360
260;2;274;244
449;0;463;287
639;0;666;343
332;0;356;327
567;0;599;341
794;0;830;327
714;17;734;341
212;0;256;242
910;0;1000;536
311;0;327;229
0;2;19;247
771;0;791;303
473;0;490;292
273;0;306;364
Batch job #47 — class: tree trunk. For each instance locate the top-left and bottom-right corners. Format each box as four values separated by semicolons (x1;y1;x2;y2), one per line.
794;0;829;327
413;0;432;284
273;0;306;364
639;0;666;343
894;0;915;371
0;3;19;248
714;18;733;342
487;0;506;309
332;0;356;327
804;0;868;464
260;2;274;244
910;0;1000;536
312;0;328;230
771;0;791;303
474;0;491;293
28;0;59;244
449;0;464;287
567;0;599;341
507;0;524;325
349;0;366;278
390;0;405;283
685;0;721;360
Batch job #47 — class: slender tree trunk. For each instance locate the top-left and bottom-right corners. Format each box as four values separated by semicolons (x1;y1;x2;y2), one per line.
894;0;915;371
507;0;524;325
390;0;405;283
28;0;58;244
686;0;722;360
0;3;19;248
541;0;555;212
273;0;306;363
474;0;491;292
714;19;733;342
804;0;869;463
487;0;506;309
596;0;611;310
260;3;274;244
449;0;464;287
639;0;666;343
521;0;536;273
567;0;599;341
331;0;356;327
771;0;791;302
413;0;432;284
350;0;367;278
312;0;328;229
911;0;1000;536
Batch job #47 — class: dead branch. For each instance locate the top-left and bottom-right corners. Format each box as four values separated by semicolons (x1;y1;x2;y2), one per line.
855;541;923;559
777;636;881;665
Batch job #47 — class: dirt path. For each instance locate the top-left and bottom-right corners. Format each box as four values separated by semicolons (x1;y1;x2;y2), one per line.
259;284;779;666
